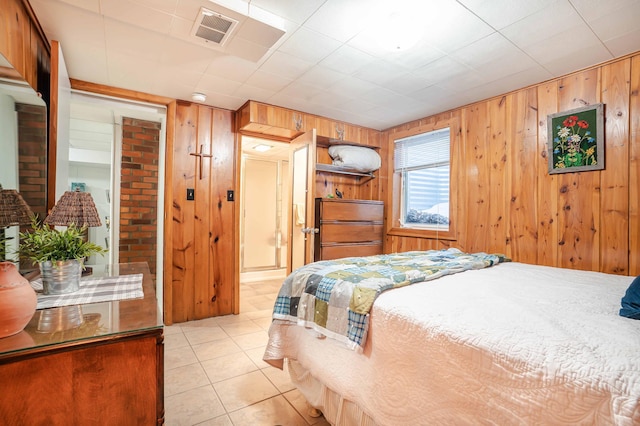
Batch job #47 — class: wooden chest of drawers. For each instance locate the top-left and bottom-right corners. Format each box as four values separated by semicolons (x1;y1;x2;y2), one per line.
314;198;384;261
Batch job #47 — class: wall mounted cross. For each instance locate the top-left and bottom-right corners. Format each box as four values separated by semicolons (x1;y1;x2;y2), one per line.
190;144;213;180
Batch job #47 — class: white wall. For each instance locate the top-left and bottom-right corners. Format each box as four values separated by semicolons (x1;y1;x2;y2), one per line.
67;163;111;266
0;93;19;258
0;93;18;189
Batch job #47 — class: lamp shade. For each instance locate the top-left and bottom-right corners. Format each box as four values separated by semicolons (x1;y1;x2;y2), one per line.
44;189;102;227
0;184;34;227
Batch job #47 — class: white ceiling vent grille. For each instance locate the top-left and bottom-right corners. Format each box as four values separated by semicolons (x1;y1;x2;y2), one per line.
191;7;239;48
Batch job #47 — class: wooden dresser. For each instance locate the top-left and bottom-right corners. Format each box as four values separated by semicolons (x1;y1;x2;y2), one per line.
314;198;384;261
0;262;164;425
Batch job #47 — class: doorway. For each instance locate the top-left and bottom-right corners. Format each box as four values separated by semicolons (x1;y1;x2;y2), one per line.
239;137;290;283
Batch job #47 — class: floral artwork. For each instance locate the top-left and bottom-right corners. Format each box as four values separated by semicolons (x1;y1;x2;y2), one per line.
547;103;604;174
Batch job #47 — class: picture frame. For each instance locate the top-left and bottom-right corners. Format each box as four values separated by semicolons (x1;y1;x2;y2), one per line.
71;182;86;192
547;103;604;174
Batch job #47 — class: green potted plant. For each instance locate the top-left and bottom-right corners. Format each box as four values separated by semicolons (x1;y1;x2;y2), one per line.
19;219;106;294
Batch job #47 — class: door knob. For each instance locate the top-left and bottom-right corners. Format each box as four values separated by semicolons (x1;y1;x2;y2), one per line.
300;227;319;234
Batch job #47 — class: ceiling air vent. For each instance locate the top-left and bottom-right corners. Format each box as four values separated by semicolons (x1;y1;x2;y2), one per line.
191;7;239;48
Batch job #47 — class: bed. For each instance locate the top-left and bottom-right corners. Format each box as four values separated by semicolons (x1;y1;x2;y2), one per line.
263;249;640;425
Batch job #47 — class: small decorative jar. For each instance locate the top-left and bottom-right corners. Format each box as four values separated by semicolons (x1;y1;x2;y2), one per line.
0;261;37;338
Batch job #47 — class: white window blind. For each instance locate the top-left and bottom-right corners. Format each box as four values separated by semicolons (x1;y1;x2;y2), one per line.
394;128;450;171
394;128;451;228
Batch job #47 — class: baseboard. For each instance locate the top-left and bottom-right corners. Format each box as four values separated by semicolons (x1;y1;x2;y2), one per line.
240;268;287;283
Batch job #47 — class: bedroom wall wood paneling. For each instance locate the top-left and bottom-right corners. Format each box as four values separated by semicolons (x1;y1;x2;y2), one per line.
171;102;236;323
631;56;640;276
383;53;640;276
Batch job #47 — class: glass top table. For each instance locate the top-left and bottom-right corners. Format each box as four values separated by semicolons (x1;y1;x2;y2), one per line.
0;262;162;359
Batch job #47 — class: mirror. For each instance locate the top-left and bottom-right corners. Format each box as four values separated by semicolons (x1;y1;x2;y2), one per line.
0;53;48;257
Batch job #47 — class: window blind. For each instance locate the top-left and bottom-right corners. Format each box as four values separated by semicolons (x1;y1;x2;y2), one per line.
394;128;450;171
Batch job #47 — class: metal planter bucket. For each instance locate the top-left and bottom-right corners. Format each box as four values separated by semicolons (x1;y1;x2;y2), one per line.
39;259;81;295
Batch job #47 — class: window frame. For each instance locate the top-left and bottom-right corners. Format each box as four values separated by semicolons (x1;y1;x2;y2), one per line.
387;119;458;241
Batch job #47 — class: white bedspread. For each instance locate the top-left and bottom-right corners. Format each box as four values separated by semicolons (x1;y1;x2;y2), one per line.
264;262;640;425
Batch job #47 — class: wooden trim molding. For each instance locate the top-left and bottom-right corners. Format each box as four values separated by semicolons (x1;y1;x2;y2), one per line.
385;117;460;242
69;79;177;324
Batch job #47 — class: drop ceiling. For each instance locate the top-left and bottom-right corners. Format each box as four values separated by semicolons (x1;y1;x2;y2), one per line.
28;0;640;130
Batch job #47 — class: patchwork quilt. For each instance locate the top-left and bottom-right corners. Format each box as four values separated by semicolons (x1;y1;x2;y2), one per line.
272;248;505;350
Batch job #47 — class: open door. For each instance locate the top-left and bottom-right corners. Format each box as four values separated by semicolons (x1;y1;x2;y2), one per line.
288;129;316;273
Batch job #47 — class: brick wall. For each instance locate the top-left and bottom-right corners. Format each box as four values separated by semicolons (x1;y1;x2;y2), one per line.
16;103;48;223
119;117;160;275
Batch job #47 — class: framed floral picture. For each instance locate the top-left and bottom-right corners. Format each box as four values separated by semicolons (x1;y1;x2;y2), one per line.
547;103;604;174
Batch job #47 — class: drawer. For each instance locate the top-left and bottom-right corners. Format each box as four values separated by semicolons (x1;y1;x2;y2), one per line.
320;223;383;243
319;242;383;261
319;200;383;222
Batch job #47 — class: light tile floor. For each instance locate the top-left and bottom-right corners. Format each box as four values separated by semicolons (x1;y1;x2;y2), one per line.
164;277;331;426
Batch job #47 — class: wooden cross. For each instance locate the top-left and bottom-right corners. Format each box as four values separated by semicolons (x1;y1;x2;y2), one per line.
189;144;213;180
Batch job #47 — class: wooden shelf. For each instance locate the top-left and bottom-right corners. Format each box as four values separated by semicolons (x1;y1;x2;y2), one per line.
316;163;375;179
316;136;381;150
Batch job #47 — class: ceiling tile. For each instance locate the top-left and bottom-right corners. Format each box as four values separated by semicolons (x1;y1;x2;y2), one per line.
103;19;166;62
500;1;583;49
307;88;353;109
570;0;636;22
603;28;640;57
250;0;326;24
30;0;106;46
258;51;314;80
450;32;540;81
520;25;612;75
296;65;347;88
305;0;374;43
576;0;640;42
195;74;242;95
232;84;276;103
173;0;212;21
436;70;488;93
105;52;160;93
59;42;109;83
158;37;221;73
479;66;554;97
100;0;174;34
327;76;379;98
130;0;179;14
458;0;557;30
243;70;292;92
382;40;446;70
277;80;325;101
417;0;495;53
236;17;286;50
414;56;473;86
59;0;101;13
204;56;259;82
406;84;457;105
201;92;245;110
352;59;408;86
277;27;342;64
319;45;375;76
377;72;432;96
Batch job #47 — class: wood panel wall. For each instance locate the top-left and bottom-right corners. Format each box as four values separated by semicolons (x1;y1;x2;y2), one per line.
382;53;639;276
170;102;236;323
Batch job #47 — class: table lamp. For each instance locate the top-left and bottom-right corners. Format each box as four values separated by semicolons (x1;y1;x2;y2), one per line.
44;188;102;276
0;184;34;261
44;188;102;228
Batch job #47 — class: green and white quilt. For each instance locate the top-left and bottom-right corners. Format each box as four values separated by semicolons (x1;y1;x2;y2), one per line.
272;248;506;350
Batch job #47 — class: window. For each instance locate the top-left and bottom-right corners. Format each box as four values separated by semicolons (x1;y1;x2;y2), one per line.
394;128;450;231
